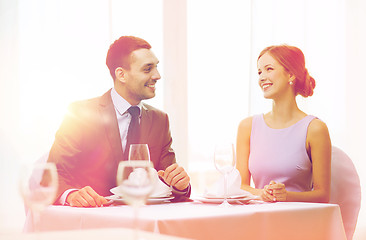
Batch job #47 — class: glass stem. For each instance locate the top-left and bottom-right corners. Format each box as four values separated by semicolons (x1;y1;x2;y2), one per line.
133;206;140;240
224;173;228;202
31;209;41;234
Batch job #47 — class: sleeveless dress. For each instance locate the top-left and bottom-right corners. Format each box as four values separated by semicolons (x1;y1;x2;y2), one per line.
248;114;316;192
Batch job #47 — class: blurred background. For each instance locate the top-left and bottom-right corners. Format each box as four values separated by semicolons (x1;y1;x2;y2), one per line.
1;0;365;238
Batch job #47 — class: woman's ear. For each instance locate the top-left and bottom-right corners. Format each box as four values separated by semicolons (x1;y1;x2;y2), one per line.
289;73;296;82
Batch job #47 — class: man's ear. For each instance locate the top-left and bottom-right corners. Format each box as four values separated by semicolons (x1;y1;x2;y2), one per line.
115;67;126;83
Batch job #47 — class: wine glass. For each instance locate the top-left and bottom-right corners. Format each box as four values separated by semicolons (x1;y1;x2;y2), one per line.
129;143;172;196
214;143;236;207
19;162;58;232
117;160;155;240
128;144;150;162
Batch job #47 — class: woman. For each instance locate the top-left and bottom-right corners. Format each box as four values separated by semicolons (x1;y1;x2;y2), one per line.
236;45;331;203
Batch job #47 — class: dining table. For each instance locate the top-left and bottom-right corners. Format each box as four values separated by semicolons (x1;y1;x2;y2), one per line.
2;227;192;240
23;199;347;240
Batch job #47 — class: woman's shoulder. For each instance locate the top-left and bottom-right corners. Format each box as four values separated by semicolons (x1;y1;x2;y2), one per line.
238;115;263;136
237;116;254;142
238;116;254;129
307;117;330;138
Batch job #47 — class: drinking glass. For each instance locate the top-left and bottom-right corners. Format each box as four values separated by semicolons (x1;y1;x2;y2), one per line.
117;160;155;240
19;162;58;232
129;143;173;195
214;143;236;207
128;144;150;162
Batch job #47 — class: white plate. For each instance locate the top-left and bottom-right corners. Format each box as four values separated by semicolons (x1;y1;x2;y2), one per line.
110;186;172;199
203;193;254;199
195;196;261;204
106;195;174;205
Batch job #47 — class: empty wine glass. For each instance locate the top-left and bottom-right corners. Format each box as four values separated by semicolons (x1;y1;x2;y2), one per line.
128;144;150;162
19;162;58;232
214;143;236;207
117;160;155;240
129;143;173;196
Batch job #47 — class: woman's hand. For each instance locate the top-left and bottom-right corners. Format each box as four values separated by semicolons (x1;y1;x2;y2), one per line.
267;181;287;202
261;181;276;202
261;181;287;202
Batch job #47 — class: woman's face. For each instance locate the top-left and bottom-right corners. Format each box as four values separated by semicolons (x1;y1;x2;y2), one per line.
257;52;294;100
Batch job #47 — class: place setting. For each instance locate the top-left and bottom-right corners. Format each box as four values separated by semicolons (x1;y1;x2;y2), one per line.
106;169;174;205
194;143;262;206
195;169;262;205
105;143;174;206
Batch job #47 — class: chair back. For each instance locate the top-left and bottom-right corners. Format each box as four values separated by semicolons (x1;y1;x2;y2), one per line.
329;146;361;240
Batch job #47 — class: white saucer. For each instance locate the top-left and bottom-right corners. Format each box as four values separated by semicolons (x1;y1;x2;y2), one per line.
195;195;261;204
106;195;174;205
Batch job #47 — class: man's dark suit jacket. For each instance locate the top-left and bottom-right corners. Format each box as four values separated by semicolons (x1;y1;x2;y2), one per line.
48;89;183;201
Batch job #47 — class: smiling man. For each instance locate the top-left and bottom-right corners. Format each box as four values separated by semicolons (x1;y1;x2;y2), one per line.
47;36;191;207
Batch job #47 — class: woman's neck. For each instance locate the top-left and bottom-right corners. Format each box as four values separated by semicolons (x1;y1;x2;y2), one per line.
265;97;306;128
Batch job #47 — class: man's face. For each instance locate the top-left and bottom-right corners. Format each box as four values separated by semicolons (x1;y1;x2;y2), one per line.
122;48;161;105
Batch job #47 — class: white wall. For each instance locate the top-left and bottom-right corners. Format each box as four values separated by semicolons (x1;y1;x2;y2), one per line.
0;0;23;231
187;0;252;170
345;1;366;238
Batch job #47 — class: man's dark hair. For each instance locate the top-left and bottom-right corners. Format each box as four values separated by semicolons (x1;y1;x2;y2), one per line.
106;36;151;80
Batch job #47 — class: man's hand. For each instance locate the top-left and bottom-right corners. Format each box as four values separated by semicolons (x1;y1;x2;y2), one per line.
157;163;190;191
66;186;110;207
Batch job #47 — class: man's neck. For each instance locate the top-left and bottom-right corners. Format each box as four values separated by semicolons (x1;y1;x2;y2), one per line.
114;85;140;106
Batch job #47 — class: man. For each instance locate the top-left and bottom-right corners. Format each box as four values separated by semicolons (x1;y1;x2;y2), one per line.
48;36;191;207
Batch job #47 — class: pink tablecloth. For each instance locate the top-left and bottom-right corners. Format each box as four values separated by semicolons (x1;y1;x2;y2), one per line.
24;201;346;240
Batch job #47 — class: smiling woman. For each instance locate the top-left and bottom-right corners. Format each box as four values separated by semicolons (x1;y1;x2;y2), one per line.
236;44;332;205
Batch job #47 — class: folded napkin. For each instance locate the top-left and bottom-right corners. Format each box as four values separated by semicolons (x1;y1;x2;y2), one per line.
150;168;172;197
110;168;172;198
203;169;254;199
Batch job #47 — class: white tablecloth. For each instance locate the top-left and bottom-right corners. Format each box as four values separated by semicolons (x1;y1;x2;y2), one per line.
24;201;346;240
2;228;191;240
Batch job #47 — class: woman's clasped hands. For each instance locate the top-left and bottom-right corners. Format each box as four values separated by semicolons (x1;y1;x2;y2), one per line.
261;181;287;202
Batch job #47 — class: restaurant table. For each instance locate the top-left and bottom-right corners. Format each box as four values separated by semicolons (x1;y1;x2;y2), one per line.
1;228;192;240
23;201;347;240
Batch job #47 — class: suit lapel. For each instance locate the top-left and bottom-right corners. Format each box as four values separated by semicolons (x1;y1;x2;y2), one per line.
140;104;153;144
99;89;124;162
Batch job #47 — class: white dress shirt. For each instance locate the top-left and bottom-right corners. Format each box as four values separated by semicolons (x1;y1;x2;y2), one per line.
110;87;143;152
